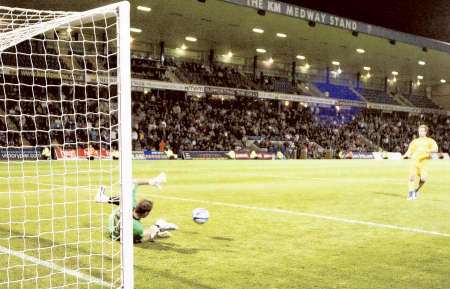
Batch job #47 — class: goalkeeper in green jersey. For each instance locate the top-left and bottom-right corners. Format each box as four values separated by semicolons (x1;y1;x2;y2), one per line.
96;172;177;242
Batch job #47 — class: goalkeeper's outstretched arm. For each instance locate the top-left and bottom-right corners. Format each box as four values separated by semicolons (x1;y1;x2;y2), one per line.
133;172;167;188
96;172;167;204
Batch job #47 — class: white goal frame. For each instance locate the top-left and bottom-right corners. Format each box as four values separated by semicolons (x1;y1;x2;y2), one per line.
0;1;133;288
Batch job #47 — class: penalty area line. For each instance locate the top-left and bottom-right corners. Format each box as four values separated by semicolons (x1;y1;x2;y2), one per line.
152;195;450;238
0;245;112;287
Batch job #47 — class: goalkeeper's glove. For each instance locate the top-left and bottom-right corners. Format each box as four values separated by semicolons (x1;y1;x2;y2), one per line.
148;172;167;189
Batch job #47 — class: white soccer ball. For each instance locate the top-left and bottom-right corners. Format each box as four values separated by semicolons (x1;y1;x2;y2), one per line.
192;208;209;224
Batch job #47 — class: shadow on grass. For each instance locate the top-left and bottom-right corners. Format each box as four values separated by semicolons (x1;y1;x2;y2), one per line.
135;263;219;289
373;192;403;198
179;230;200;235
136;241;200;255
136;240;235;254
373;191;445;202
210;236;234;241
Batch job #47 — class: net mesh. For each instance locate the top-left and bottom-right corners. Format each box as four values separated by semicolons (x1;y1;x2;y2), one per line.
0;4;123;288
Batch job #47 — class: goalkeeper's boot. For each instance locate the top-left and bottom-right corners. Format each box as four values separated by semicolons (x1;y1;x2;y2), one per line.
155;219;178;232
147;225;160;242
407;191;415;201
149;172;167;190
157;231;172;238
95;185;109;203
413;190;419;200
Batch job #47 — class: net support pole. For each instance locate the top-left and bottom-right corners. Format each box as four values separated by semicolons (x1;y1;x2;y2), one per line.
117;1;133;289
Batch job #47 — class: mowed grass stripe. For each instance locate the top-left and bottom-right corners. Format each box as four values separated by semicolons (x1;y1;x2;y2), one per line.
151;194;450;238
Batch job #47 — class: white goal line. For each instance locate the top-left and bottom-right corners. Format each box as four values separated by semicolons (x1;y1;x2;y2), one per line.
152;194;450;238
0;245;113;287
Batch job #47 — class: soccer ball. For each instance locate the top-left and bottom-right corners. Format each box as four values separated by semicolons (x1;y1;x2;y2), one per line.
192;208;209;224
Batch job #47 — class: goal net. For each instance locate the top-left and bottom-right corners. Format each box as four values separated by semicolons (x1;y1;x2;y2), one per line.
0;2;132;288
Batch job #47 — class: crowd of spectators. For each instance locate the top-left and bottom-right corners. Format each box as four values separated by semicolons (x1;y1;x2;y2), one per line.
130;58;309;95
174;61;309;95
175;62;256;90
130;92;365;157
130;90;450;157
1;40;448;158
2;78;449;158
354;110;450;153
0;75;118;150
131;57;171;81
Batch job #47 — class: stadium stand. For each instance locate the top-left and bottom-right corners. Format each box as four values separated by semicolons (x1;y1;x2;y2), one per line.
1;69;449;157
1;45;446;157
131;57;170;81
357;88;400;105
144;59;310;95
129;91;450;156
406;94;440;109
314;82;362;101
355;109;450;152
80;56;440;109
0;74;117;150
130;91;373;157
175;62;255;90
1;43;68;70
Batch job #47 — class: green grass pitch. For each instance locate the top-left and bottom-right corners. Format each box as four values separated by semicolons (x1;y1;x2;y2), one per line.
1;160;449;289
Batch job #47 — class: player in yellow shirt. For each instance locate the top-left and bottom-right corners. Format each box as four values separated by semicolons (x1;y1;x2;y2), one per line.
402;125;438;200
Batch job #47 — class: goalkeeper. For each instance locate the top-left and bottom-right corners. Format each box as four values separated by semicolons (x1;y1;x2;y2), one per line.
403;125;438;200
96;172;177;242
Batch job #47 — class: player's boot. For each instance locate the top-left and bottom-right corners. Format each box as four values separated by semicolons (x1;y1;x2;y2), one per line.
413;191;419;200
407;191;415;200
95;185;109;203
157;231;171;238
155;219;178;231
147;225;161;242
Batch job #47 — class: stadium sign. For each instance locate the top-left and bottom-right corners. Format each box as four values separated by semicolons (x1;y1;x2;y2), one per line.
182;151;228;160
235;89;259;98
191;86;258;97
132;151;146;160
54;148;111;160
224;0;450;54
1;66;85;82
185;84;205;94
258;91;335;105
144;80;449;116
420;107;446;115
141;80;187;91
143;150;168;160
336;100;366;108
347;152;374;159
0;148;42;160
204;86;237;96
238;0;357;30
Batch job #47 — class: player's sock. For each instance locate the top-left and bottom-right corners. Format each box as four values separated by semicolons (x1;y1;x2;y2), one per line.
95;185;109;203
414;180;425;199
407;180;416;200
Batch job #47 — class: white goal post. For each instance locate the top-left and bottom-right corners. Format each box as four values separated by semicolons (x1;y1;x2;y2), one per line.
0;2;132;288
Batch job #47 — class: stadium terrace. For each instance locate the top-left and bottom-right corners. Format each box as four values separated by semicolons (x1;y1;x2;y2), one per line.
0;1;449;289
